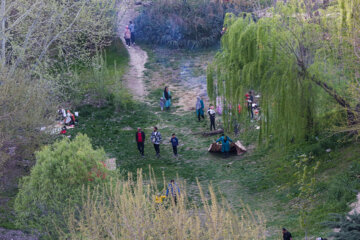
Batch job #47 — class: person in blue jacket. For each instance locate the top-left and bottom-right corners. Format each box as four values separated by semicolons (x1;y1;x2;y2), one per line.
195;96;204;122
166;179;180;204
216;134;233;158
163;86;171;110
170;133;179;157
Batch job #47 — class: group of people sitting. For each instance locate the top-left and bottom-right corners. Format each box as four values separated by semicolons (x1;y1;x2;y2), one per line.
57;108;78;135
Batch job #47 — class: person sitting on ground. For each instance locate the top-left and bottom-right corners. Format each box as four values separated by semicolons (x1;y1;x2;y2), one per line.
163;86;172;110
160;97;165;111
282;228;293;240
216;134;233;158
124;26;131;48
135;127;145;157
170;133;179;157
207;105;216;131
196;96;205;122
64;110;75;126
166;179;180;204
60;126;67;135
57;107;66;120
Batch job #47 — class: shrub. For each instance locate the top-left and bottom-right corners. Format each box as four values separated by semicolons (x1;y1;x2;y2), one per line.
14;134;109;237
63;171;267;239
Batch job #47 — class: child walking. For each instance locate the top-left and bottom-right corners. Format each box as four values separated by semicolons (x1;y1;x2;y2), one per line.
170;133;179;157
160;97;165;111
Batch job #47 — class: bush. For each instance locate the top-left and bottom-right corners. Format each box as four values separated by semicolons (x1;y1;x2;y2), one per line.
135;0;225;49
64;171;267;239
14;134;110;237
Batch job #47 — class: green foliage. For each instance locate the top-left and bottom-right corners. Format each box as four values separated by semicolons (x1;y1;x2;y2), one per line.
293;154;320;237
14;134;109;237
208;1;359;146
61;39;132;109
326;213;360;240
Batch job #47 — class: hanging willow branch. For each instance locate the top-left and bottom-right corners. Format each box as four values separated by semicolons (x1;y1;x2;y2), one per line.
207;1;360;146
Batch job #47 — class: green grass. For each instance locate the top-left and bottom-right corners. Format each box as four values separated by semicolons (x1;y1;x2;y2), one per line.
70;45;360;239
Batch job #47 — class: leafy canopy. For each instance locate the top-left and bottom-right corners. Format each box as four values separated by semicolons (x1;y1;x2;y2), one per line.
14;134;109;236
208;0;359;146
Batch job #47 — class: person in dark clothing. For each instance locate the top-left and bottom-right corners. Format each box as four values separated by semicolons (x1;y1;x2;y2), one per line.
166;179;180;205
129;21;135;45
207;105;216;131
282;228;293;240
247;91;254;119
150;126;162;157
170;133;179;157
135;127;145;156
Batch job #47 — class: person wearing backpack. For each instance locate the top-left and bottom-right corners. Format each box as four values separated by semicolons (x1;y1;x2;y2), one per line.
150;126;162;157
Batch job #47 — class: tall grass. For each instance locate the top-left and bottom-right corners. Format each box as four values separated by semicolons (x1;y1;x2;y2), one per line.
64;169;266;239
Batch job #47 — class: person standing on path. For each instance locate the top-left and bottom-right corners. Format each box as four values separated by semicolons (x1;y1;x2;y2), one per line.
282;228;293;240
207;105;216;131
150;126;162;157
163;86;172;110
196;96;205;122
135;127;145;156
124;26;131;48
216;134;233;158
129;21;135;45
170;133;179;157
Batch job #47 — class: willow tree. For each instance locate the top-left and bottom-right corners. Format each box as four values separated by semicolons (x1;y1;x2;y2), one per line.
208;0;360;145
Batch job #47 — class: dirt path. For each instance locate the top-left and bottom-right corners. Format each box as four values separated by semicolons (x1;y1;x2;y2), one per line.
117;5;148;99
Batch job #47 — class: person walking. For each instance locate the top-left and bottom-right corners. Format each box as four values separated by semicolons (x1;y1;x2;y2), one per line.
196;96;205;122
163;86;171;110
170;133;179;157
207;105;216;131
166;179;180;205
135;127;145;156
150;126;162;157
216;134;233;158
282;228;293;240
124;26;131;48
129;21;135;45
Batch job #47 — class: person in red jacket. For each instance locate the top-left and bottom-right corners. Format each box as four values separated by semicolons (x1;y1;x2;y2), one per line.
135;127;145;157
60;126;67;135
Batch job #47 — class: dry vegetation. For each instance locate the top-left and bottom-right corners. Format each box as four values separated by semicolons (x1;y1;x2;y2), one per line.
64;170;267;239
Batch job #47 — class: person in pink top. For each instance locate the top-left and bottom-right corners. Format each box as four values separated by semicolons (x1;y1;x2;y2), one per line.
124;26;131;48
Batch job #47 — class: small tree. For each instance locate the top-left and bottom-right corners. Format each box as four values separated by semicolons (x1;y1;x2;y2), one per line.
14;134;109;237
294;154;320;240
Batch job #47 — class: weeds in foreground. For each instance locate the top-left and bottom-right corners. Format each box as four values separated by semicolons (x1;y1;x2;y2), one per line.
64;169;267;239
